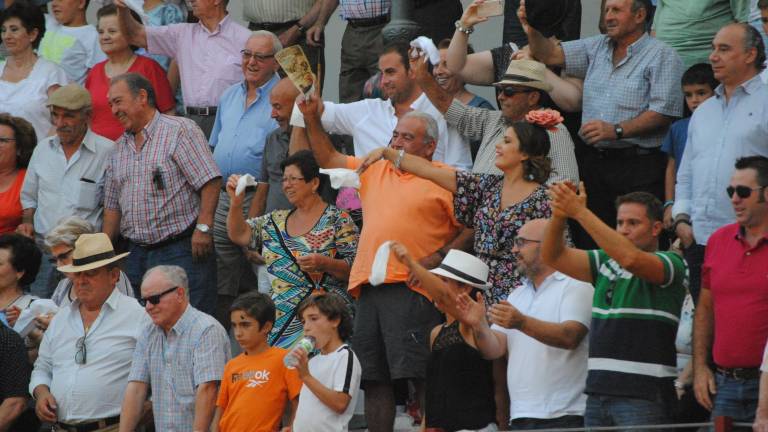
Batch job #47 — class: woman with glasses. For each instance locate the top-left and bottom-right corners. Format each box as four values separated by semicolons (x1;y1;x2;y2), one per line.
0;233;41;328
226;150;359;349
0;2;68;140
0;113;35;235
84;5;175;140
362;111;561;304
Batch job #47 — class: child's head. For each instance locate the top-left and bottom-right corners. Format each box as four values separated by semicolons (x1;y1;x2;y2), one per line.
759;0;768;35
230;292;276;352
50;0;89;26
298;294;352;348
681;63;718;113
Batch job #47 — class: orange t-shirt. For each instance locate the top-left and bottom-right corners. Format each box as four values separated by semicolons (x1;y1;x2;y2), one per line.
0;169;25;234
345;157;461;299
216;348;302;432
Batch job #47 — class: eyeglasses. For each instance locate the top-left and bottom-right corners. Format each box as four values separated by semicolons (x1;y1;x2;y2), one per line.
496;86;533;97
240;50;275;63
50;248;74;264
281;176;306;184
513;237;541;248
138;286;179;307
75;335;87;365
726;185;764;199
0;137;16;145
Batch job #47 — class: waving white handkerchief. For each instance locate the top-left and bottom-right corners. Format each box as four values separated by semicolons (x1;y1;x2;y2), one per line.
409;36;440;65
236;174;260;196
319;168;361;189
369;241;392;286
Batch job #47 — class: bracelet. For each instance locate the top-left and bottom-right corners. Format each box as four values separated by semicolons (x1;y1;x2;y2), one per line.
454;20;474;35
663;200;674;209
393;149;405;170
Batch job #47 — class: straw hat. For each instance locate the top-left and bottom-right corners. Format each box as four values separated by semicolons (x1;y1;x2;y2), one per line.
57;233;129;273
429;249;491;290
494;59;554;92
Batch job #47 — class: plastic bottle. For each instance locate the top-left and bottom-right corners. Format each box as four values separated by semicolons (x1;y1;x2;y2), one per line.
284;336;316;369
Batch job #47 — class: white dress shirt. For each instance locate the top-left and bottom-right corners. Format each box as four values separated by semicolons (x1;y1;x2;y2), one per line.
293;93;472;170
30;289;146;423
21;129;115;236
492;272;593;420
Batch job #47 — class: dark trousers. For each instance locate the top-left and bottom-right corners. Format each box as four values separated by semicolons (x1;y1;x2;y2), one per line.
184;112;216;140
510;415;583;430
683;243;706;305
339;22;385;103
578;149;666;249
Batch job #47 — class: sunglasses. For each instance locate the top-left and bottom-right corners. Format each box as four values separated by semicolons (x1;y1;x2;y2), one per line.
138;286;179;307
726;185;764;199
75;335;87;365
496;86;533;97
513;237;541;248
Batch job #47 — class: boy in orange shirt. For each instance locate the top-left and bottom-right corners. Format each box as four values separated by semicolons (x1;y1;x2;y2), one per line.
212;292;302;432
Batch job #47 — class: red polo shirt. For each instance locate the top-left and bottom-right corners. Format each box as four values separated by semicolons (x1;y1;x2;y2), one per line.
702;223;768;368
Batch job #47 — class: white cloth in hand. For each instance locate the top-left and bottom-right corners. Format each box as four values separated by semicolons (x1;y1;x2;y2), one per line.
369;241;392;286
409;36;440;65
319;168;361;189
236;174;259;196
13;299;58;337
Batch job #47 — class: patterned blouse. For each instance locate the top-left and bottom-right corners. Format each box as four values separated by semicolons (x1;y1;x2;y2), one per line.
454;171;553;304
246;205;359;348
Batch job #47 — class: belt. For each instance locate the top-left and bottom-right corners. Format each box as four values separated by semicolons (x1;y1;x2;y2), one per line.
585;145;661;159
248;20;298;31
185;106;217;116
716;366;761;380
57;416;120;432
133;224;196;251
346;15;389;28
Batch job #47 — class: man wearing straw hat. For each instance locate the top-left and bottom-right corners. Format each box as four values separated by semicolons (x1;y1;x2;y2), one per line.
30;233;145;432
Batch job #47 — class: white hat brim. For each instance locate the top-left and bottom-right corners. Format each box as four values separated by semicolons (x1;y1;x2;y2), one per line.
58;252;130;273
429;267;491;291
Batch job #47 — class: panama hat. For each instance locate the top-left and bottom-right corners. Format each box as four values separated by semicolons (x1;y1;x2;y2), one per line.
493;59;554;92
429;249;492;290
57;233;129;273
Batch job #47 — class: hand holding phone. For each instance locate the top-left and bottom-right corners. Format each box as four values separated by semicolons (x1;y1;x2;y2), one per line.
476;0;503;18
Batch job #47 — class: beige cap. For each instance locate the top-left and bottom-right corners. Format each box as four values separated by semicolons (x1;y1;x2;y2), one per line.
47;84;92;110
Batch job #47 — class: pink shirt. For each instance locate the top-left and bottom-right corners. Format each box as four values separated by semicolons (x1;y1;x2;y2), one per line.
702;223;768;368
146;15;250;107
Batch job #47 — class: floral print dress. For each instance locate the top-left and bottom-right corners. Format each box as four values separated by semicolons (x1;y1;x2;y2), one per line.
454;171;553;304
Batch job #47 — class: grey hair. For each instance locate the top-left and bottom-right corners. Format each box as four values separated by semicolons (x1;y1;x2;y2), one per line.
44;216;95;249
143;265;189;296
742;23;767;71
402;111;439;144
249;30;283;54
111;72;157;108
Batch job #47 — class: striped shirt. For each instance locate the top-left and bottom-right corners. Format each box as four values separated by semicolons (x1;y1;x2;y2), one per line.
128;305;230;432
104;112;221;244
243;0;315;24
444;99;579;183
562;33;684;149
586;249;687;401
339;0;390;20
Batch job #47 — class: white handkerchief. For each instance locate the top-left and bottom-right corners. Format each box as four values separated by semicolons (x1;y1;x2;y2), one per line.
369;241;392;286
13;299;58;337
236;174;259;196
409;36;440;65
123;0;150;24
319;168;361;189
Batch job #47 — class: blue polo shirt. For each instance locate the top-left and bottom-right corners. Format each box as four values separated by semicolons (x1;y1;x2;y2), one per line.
210;74;280;181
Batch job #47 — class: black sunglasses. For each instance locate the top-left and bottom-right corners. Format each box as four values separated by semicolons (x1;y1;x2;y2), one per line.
726;185;764;199
138;286;179;307
496;86;533;97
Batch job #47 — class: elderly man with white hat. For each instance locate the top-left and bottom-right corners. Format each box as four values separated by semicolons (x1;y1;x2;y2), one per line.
410;56;579;183
30;233;145;432
450;219;594;430
19;83;116;299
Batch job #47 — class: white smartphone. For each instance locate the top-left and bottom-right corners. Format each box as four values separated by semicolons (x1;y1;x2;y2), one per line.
476;0;504;18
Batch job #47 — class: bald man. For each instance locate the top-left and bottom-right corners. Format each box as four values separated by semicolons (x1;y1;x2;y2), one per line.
456;219;594;429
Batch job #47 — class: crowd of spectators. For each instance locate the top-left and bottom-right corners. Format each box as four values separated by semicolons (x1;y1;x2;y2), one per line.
1;0;768;431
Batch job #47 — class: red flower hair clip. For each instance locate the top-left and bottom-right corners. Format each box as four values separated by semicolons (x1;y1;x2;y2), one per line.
525;109;564;132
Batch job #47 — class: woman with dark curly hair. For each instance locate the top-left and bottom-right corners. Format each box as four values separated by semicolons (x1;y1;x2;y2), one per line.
361;110;562;304
0;233;41;327
0;114;36;235
0;1;68;139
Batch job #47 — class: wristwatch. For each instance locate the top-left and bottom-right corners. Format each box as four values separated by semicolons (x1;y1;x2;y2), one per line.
614;124;624;140
195;223;211;234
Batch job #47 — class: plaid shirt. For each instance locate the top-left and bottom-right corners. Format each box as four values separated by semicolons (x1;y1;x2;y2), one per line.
562;33;684;149
339;0;390;19
128;305;230;432
104;112;221;244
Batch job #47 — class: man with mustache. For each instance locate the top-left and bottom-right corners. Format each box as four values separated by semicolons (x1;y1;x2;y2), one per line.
19;84;116;298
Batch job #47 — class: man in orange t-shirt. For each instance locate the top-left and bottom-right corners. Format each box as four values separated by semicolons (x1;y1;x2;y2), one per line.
297;94;463;431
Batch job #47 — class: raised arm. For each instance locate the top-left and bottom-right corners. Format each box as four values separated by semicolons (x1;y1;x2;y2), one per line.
490;301;588;350
541;202;593;283
114;0;148;48
454;292;508;360
518;0;565;66
225;175;254;247
446;1;496;85
391;242;456;311
377;147;457;192
409;50;453;114
297;91;347;169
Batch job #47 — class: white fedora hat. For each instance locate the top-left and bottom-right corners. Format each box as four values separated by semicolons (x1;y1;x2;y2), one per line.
57;233;129;273
493;59;554;92
429;249;491;290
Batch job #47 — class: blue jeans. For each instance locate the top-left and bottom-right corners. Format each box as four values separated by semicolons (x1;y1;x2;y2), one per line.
125;236;217;315
585;395;671;432
510;415;583;430
711;373;759;424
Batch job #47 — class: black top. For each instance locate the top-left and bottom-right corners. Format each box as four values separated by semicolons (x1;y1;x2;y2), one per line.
0;324;31;401
425;321;496;431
